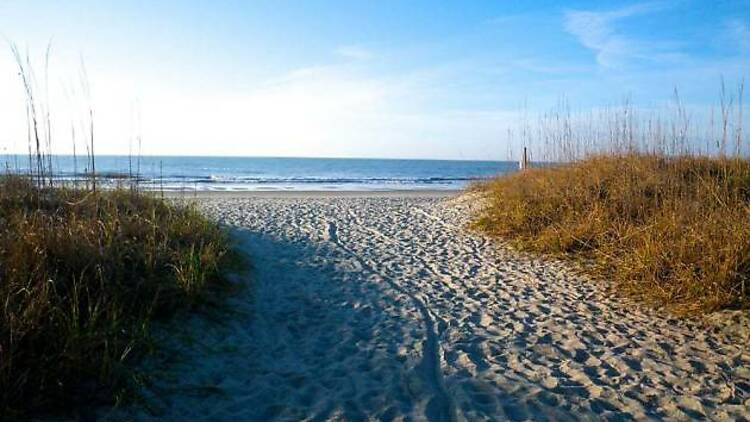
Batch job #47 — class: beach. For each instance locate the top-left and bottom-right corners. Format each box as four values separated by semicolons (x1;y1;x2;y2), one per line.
104;191;750;421
3;2;748;419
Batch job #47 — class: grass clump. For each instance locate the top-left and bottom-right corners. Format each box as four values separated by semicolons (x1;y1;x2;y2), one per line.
0;176;236;418
474;154;750;314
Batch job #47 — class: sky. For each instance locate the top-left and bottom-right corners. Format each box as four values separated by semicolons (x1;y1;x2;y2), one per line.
0;0;748;160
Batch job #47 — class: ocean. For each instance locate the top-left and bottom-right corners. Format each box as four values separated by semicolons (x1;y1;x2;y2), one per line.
1;155;517;191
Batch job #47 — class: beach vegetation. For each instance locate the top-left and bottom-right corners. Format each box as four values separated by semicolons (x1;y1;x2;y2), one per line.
475;82;749;314
0;46;239;419
0;176;236;418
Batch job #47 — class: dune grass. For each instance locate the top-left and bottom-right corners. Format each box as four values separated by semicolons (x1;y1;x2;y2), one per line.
0;176;237;418
474;154;750;314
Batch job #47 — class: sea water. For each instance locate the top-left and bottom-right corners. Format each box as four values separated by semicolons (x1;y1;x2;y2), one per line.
1;155;517;191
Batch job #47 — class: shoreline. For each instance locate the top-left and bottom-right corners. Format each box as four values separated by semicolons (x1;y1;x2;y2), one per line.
160;189;462;199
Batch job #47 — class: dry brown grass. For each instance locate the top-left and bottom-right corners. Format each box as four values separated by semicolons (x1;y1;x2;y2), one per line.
0;176;237;418
474;154;750;314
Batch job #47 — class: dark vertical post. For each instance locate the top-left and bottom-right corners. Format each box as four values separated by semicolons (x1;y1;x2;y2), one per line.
90;109;96;193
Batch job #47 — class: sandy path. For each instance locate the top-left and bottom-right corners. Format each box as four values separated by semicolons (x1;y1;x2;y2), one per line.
104;195;750;421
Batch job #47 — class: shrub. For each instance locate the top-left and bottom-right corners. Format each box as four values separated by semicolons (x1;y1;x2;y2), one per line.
474;154;750;314
0;176;235;418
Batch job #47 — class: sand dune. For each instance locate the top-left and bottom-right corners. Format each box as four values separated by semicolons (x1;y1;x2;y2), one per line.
102;194;750;421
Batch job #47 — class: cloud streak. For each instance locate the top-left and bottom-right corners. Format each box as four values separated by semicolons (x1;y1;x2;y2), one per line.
563;3;667;67
725;19;750;54
334;45;374;61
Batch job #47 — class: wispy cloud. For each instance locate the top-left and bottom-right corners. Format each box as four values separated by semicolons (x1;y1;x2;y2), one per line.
563;3;667;67
725;19;750;53
507;58;589;75
334;45;374;61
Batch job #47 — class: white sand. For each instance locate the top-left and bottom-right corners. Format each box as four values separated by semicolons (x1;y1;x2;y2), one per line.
102;193;750;421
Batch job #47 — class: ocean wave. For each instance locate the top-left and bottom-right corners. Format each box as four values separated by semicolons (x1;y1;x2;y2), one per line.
136;175;485;185
36;174;490;191
3;156;514;191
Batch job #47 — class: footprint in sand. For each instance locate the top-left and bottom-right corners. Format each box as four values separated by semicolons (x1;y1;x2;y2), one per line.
99;196;750;421
326;221;338;243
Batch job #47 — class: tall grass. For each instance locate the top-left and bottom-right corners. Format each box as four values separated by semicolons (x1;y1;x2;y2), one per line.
0;177;236;418
476;81;749;314
504;83;746;164
475;155;750;314
9;43;99;191
0;46;240;418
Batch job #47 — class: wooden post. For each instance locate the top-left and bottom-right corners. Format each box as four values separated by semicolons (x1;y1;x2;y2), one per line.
520;147;528;170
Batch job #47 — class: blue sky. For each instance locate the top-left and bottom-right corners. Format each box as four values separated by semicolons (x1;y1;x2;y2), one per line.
0;1;748;159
